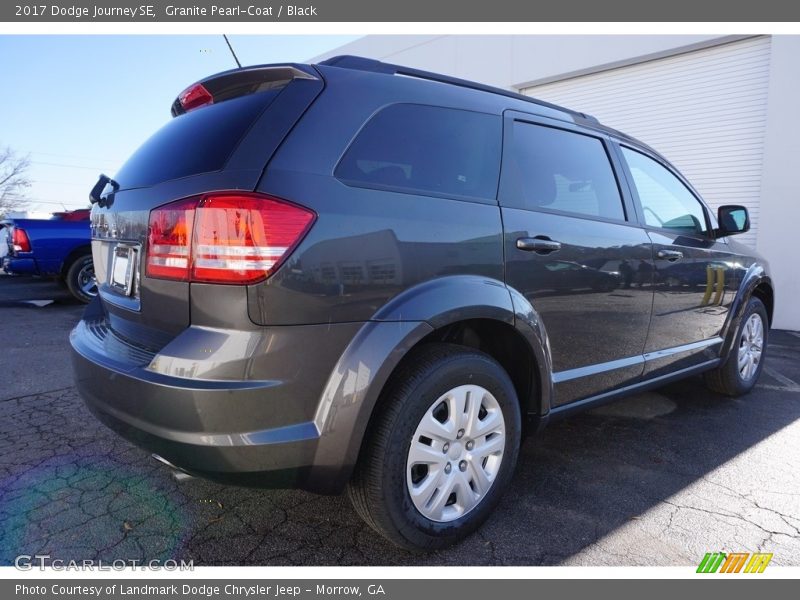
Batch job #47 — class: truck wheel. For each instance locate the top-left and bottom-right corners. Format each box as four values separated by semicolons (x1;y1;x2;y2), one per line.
65;254;97;303
348;343;521;551
704;296;768;396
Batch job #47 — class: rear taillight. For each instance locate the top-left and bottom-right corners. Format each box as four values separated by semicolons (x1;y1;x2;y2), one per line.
177;83;213;113
146;198;196;281
191;195;315;283
146;193;315;285
12;228;31;253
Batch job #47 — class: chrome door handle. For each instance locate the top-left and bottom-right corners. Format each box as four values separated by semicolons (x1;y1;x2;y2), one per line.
516;237;562;254
657;249;684;261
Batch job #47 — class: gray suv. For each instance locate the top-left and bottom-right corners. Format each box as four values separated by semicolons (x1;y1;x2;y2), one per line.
71;56;774;550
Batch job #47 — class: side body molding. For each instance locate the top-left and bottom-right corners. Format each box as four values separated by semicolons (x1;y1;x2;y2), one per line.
307;275;554;493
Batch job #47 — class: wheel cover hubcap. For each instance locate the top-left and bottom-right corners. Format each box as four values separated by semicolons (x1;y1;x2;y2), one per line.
738;313;764;381
406;384;506;523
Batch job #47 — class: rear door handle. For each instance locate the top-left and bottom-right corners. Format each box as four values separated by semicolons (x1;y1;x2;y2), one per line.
657;249;684;261
516;237;562;254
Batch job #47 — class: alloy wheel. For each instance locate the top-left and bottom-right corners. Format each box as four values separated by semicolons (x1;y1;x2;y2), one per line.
78;263;98;297
738;312;764;381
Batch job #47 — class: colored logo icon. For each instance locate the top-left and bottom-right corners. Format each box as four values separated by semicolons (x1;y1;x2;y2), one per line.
697;552;773;573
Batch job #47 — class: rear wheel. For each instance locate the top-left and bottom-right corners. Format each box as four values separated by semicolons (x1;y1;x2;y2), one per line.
348;343;521;551
705;296;768;396
65;254;97;304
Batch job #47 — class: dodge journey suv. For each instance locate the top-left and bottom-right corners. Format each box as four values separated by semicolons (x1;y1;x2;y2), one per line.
71;56;774;551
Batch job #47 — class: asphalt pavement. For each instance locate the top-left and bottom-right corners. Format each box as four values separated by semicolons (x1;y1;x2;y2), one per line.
0;274;798;566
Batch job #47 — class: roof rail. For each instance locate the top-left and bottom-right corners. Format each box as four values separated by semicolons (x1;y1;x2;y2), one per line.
318;55;599;124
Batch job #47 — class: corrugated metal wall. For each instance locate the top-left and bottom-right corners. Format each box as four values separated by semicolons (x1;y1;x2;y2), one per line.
522;36;771;247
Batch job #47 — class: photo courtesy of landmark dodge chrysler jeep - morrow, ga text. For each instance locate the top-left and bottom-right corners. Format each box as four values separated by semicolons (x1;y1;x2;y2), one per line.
70;56;774;551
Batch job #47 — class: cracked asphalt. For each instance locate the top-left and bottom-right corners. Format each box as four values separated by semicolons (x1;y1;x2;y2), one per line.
1;274;799;566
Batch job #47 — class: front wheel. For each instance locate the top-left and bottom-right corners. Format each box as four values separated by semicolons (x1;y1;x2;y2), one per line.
704;296;768;396
65;254;97;304
348;343;521;551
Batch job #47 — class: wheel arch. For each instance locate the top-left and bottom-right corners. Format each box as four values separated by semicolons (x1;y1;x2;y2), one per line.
59;243;92;278
415;318;540;421
751;280;774;327
720;261;774;359
306;275;553;494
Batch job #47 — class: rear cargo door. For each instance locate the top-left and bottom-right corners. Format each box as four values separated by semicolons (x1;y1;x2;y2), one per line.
89;66;323;349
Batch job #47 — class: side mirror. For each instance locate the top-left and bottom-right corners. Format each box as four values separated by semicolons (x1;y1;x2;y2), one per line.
716;205;750;237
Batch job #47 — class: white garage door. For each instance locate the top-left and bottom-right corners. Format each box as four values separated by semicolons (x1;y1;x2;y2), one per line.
522;36;771;247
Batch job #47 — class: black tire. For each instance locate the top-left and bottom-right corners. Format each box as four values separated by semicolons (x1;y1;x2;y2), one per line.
64;254;97;304
704;296;769;396
348;343;521;551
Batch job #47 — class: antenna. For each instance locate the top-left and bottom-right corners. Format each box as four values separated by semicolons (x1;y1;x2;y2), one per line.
223;34;242;68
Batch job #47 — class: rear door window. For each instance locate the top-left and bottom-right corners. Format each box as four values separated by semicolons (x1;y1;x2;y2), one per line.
335;104;502;201
503;121;626;221
113;90;282;190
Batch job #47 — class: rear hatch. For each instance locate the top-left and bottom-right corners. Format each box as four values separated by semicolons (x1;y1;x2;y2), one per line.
89;64;323;350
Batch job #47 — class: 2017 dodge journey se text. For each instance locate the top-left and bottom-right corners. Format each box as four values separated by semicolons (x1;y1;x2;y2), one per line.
71;56;774;551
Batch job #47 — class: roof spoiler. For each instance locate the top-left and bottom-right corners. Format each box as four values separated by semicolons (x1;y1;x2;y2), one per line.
171;64;318;117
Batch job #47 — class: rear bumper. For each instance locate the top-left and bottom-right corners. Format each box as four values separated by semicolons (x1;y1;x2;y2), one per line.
3;256;37;275
69;313;362;493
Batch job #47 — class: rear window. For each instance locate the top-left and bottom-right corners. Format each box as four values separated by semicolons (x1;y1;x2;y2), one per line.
113;90;281;189
335;104;501;201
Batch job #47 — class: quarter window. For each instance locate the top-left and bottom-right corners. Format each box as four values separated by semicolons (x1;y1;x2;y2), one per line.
336;104;501;201
505;121;625;221
622;147;708;235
